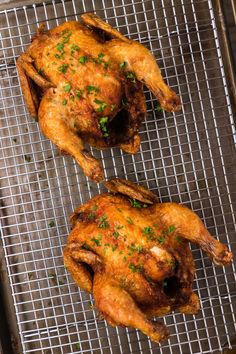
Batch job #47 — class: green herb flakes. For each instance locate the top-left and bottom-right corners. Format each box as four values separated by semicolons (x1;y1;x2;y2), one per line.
129;263;143;273
98;53;105;58
129;199;143;208
79;56;88;64
48;220;55;228
142;226;155;240
56;43;64;52
91;234;102;246
123;256;127;262
99;117;109;138
98;215;110;229
110;104;117;111
92;204;98;211
126;217;133;225
24;155;31;163
37;68;44;75
71;44;80;54
75;343;81;350
168;225;175;233
126;71;136;83
176;235;183;243
112;245;117;252
58;64;69;73
120;61;127;69
62;99;67;105
157;236;165;244
155;102;163;113
87;85;100;94
76;89;83;100
113;231;119;239
94;98;107;112
87;213;96;220
63;83;71;92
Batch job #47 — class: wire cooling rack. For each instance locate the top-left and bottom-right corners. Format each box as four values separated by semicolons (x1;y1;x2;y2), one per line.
0;0;236;353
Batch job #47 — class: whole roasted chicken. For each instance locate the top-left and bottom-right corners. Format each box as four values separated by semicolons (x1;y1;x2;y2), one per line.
64;178;233;342
17;13;180;182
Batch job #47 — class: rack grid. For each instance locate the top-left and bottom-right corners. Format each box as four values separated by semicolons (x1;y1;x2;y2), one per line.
0;0;236;353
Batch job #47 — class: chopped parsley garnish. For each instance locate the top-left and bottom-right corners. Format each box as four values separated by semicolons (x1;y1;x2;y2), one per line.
75;343;81;350
91;234;102;246
79;56;88;64
155;102;163;113
113;231;119;239
123;256;127;262
62;99;67;105
142;226;155;240
112;245;117;252
99;117;109;138
48;220;55;228
71;44;79;54
129;199;143;208
98;215;110;229
168;225;175;233
24;155;31;163
62;31;72;43
115;225;123;230
157;236;165;244
54;53;64;59
58;64;69;73
176;235;183;243
120;61;127;69
76;89;83;100
126;217;133;225
92;204;98;211
63;83;71;92
136;245;143;253
87;213;96;220
94;99;107;112
126;71;136;83
56;43;64;52
98;53;105;58
129;263;143;273
146;275;153;283
104;61;111;69
110;104;117;111
37;68;44;75
70;95;75;101
87;85;100;94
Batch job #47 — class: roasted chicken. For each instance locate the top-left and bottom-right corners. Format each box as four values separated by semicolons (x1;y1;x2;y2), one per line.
64;178;233;342
17;13;180;182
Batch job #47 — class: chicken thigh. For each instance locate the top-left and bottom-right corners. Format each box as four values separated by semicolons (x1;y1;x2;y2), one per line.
64;178;233;342
17;13;180;182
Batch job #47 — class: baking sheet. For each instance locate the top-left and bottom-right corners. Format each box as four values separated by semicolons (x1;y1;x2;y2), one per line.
0;0;236;353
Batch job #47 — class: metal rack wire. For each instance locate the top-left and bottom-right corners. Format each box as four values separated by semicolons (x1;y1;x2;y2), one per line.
0;0;236;353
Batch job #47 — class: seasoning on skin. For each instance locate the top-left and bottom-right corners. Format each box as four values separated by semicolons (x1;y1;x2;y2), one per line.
58;64;69;73
120;61;127;69
76;89;83;100
126;71;136;83
98;215;110;229
99;117;109;138
79;56;88;64
63;83;71;92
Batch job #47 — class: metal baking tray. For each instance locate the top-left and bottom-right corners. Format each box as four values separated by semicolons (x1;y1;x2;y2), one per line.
0;0;236;353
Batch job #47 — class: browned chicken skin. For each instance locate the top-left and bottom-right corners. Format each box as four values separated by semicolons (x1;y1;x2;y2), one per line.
64;178;233;342
17;13;180;182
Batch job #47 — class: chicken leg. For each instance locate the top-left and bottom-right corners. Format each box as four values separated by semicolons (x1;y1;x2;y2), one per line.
93;273;169;342
39;88;104;182
155;203;233;266
82;13;181;112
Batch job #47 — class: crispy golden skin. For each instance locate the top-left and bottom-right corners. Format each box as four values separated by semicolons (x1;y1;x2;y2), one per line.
64;178;233;342
17;14;180;182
